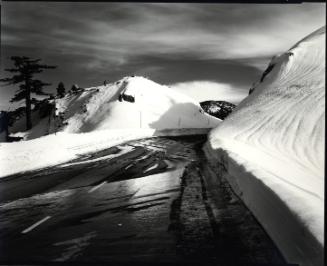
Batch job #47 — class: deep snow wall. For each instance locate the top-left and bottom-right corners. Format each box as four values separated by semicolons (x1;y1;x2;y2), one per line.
205;26;325;266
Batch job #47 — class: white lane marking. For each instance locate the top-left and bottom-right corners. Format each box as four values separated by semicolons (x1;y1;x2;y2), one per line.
21;216;51;234
88;181;107;193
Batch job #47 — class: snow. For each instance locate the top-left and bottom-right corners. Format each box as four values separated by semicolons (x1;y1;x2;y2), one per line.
0;126;213;178
58;145;134;168
144;163;159;173
0;129;156;178
9;106;52;140
0;76;220;176
8;76;220;141
53;76;221;134
204;26;325;266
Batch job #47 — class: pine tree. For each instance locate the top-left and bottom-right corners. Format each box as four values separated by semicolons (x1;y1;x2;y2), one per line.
71;84;79;93
0;56;56;130
56;82;66;98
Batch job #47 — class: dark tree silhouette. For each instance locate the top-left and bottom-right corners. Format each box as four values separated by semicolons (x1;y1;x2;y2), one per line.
56;82;66;98
71;84;79;93
0;56;56;130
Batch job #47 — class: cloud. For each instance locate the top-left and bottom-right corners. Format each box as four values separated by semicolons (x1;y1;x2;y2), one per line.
2;2;325;63
171;81;248;104
0;2;325;109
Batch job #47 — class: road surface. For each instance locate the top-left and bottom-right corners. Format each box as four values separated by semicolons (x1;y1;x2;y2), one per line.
0;135;287;265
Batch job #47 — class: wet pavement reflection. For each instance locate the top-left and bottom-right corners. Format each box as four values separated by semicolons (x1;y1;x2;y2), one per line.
0;135;286;265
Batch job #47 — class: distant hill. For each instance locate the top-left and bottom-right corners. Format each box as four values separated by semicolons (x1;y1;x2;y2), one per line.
52;76;221;134
200;101;236;120
8;76;221;140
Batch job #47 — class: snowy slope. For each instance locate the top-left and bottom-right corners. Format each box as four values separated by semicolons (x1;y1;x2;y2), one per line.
9;111;51;140
0;129;156;178
204;26;325;266
0;76;220;176
8;97;54;140
53;76;220;134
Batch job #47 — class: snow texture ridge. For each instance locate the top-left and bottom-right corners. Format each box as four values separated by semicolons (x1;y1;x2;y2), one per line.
205;26;325;266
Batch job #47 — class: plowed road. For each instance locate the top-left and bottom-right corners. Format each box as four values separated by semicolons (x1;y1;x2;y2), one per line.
0;136;287;265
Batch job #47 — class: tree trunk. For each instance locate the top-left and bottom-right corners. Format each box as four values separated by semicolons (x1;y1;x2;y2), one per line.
25;80;32;130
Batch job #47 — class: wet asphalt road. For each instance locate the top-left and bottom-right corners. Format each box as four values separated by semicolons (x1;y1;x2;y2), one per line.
0;136;287;265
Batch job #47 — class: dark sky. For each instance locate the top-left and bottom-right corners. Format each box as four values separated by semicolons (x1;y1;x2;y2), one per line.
0;2;325;109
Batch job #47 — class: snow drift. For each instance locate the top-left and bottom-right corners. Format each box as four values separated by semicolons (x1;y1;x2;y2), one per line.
204;26;325;266
52;76;220;134
7;76;220;141
0;129;156;178
0;76;221;176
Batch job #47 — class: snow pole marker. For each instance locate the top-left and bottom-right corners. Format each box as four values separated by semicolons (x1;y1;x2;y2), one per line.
21;216;51;234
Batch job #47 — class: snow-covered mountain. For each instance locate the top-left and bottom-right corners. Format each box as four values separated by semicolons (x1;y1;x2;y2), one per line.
1;76;221;177
204;26;325;266
8;76;221;140
51;76;220;134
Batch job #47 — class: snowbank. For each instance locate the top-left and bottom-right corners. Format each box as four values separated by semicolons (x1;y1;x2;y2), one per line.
8;76;220;141
1;76;220;177
0;129;156;178
0;126;213;178
204;26;325;266
53;76;220;134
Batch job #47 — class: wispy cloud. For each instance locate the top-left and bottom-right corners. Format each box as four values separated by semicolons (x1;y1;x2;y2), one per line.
1;2;325;107
3;3;325;61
